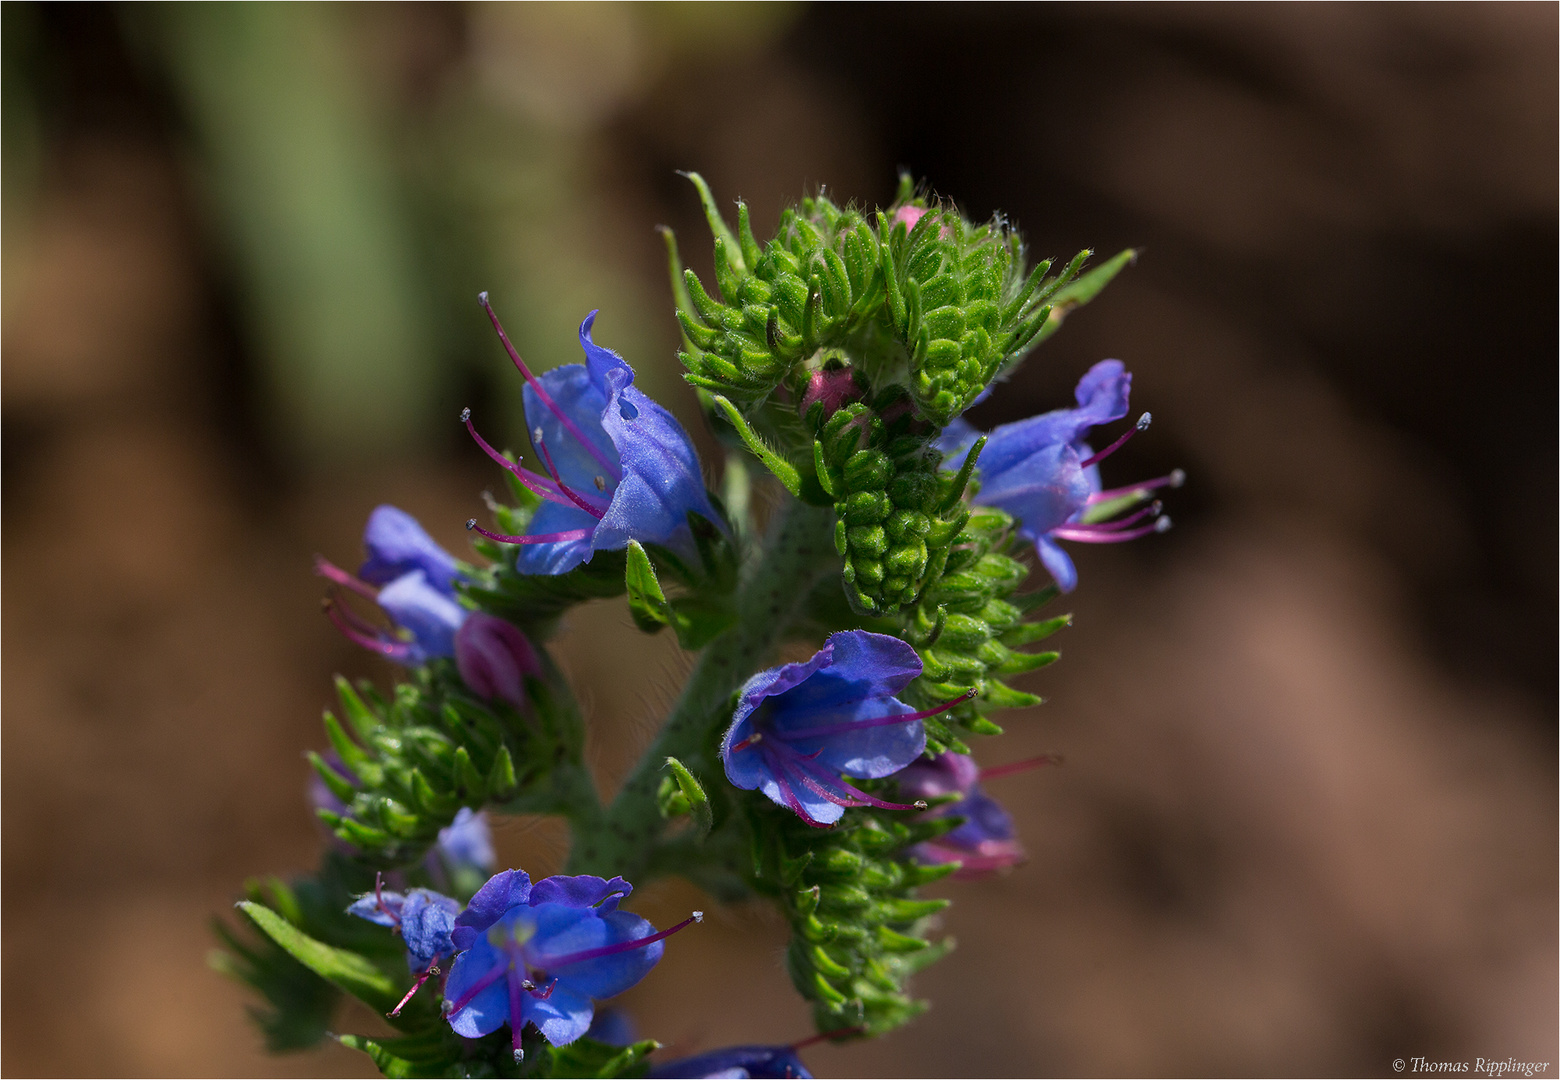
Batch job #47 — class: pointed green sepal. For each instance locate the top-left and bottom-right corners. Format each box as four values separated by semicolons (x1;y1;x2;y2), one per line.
625;540;674;633
708;394;803;496
662;756;713;841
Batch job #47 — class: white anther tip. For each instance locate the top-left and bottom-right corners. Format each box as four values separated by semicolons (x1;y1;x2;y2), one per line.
478;290;489;304
1136;412;1152;430
460;407;471;422
1169;468;1186;487
532;427;545;443
693;910;705;922
1154;516;1173;533
512;1048;525;1064
465;519;477;530
914;800;929;810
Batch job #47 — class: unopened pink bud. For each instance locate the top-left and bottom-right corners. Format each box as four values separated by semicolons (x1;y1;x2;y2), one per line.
891;205;928;232
455;613;541;708
800;367;865;419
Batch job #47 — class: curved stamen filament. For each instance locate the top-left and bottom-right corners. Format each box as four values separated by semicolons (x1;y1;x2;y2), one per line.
466;521;595;546
1080;412;1151;469
1083;503;1160;532
314;557;380;602
461;409;578;506
1051;517;1170;543
782;750;927;813
531;429;608;520
1086;468;1184;504
535;912;703;970
979;754;1063;781
779;690;976;741
324;600;411;661
479;293;621;481
791;1027;866;1050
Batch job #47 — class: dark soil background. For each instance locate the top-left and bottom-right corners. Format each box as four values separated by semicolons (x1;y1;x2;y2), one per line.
3;4;1554;1076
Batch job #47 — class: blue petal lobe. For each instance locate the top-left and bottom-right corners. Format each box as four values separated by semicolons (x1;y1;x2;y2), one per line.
452;869;532;950
376;571;466;661
529;875;633;913
444;939;510;1038
523;983;595;1046
359;505;460;593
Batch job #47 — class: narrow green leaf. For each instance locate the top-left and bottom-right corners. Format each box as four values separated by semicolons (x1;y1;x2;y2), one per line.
333;676;381;740
1000;614;1071;647
1034;247;1136;344
307;751;356;804
237;901;399;1014
708;394;802;496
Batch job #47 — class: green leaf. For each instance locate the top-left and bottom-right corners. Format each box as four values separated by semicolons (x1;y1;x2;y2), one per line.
662;757;713;841
625;540;674;633
236;901;400;1015
707;394;802;496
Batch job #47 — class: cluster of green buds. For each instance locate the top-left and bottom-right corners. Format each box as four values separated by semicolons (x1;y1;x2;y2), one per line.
745;794;959;1037
900;506;1071;755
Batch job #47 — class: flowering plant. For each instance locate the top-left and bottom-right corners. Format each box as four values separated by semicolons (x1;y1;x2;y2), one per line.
215;174;1177;1077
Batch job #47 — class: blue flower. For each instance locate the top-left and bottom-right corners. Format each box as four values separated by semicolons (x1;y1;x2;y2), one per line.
464;299;722;575
317;506;468;664
648;1046;814;1079
721;631;962;828
939;360;1181;592
442;869;701;1058
348;879;462;1016
895;752;1055;879
348;883;461;973
359;505;462;594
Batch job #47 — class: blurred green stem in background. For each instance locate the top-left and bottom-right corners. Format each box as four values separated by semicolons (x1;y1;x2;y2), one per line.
144;3;439;464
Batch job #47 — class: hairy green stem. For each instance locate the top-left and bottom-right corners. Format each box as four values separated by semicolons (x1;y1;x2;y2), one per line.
567;497;835;878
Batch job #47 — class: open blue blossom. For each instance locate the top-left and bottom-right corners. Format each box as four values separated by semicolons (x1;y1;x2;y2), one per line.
938;359;1182;592
348;879;462;1015
442;869;701;1059
894;752;1036;879
648;1046;814;1079
317;506;468;664
721;631;966;828
463;298;722;575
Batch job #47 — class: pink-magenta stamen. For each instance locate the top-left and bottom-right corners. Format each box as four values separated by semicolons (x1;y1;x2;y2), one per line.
528;977;557;1000
1051;518;1169;543
791;1026;865;1050
532;431;607;520
389;965;436;1017
780;748;927;813
731;734;760;753
1080;412;1151;469
326;591;392;639
314;557;380;602
506;968;526;1057
535;912;703;970
461;409;579;507
466;521;595;546
445;962;507;1016
780;691;976;741
979;755;1062;781
479;293;621;481
1086;468;1184;504
324;601;410;660
374;872;392;923
1085;503;1160;532
773;768;831;828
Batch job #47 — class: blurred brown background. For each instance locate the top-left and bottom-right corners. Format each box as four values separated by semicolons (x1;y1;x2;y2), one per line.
3;3;1555;1076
